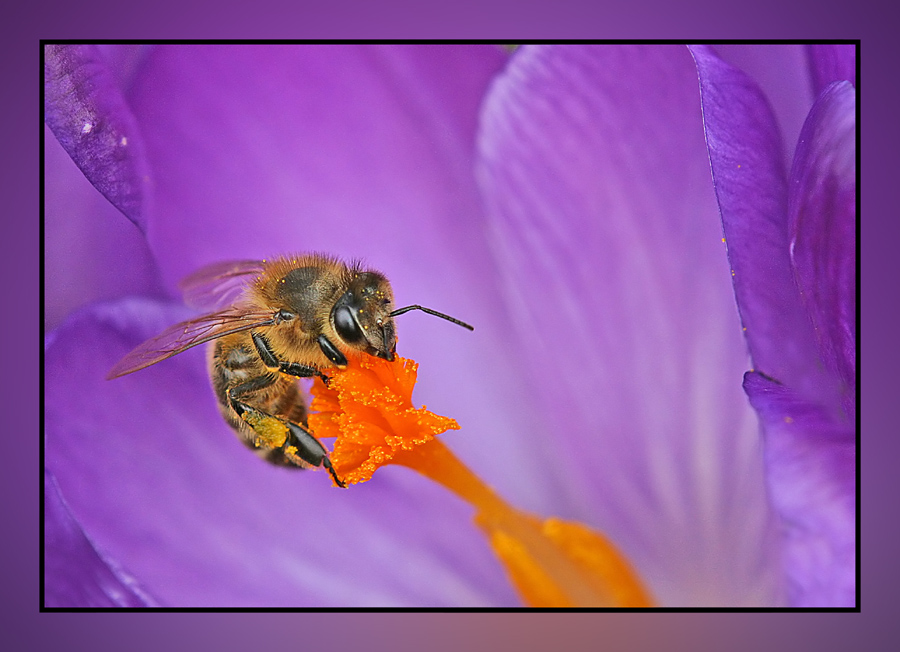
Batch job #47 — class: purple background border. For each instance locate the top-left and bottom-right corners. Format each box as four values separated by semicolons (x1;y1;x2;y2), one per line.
9;2;890;650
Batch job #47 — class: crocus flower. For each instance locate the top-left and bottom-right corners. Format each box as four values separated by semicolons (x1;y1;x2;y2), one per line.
43;43;855;607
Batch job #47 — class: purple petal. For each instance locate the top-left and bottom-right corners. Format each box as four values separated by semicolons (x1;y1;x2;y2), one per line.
44;469;156;607
478;45;780;605
44;44;151;229
743;372;855;606
45;299;519;606
44;124;164;330
807;44;857;96
788;82;857;422
689;45;829;401
714;45;813;169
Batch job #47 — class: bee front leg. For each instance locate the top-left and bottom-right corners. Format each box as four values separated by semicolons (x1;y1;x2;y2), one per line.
228;375;345;487
316;335;348;367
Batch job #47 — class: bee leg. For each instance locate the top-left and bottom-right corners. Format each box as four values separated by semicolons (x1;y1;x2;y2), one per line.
228;377;345;487
320;455;345;488
317;335;348;367
252;331;331;385
280;361;331;387
280;419;346;488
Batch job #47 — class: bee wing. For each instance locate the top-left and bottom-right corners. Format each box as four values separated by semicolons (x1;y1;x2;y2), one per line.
178;259;266;311
107;306;274;379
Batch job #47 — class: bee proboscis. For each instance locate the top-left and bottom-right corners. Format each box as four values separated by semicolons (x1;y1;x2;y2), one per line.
108;254;473;487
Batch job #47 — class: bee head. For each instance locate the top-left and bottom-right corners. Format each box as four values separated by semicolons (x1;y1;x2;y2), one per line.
331;271;397;361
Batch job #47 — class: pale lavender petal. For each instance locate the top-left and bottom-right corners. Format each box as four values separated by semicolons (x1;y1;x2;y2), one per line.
44;469;156;607
689;45;830;402
789;82;857;421
743;372;855;606
118;44;551;512
807;44;856;96
45;299;519;606
125;44;504;289
478;44;780;605
44;44;151;229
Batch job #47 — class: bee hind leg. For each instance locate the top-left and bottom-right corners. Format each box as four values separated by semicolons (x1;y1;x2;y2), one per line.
228;380;345;488
277;415;345;488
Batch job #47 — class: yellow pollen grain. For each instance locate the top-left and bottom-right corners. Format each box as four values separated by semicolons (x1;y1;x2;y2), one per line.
242;411;289;448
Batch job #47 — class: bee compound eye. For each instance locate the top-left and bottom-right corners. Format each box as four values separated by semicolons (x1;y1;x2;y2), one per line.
275;309;295;323
333;305;364;344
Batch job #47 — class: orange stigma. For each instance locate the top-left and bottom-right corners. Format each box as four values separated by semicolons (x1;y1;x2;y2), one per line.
309;354;654;607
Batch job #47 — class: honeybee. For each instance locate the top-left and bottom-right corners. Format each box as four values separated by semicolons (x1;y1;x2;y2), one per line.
108;254;473;487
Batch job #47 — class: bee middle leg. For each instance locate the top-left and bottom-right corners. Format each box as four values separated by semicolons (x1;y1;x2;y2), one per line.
252;331;332;385
227;374;345;487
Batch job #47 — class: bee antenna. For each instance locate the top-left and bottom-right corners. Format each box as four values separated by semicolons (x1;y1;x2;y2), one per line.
389;305;474;331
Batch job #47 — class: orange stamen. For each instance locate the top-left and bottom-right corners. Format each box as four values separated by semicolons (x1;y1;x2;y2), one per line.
309;354;654;607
